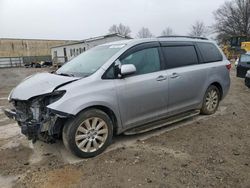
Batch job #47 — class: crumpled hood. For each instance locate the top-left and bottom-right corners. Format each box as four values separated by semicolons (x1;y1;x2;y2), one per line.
9;73;80;101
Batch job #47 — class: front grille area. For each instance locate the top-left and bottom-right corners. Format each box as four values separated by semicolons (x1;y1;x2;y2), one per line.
13;101;32;122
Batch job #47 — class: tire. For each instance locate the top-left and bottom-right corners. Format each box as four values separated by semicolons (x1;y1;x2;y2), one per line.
63;109;113;158
201;85;220;115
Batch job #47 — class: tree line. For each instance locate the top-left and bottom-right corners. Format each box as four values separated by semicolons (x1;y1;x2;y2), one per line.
108;22;208;38
108;0;250;43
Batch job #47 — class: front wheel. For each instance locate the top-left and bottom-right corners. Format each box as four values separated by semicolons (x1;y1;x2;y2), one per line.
201;85;220;115
63;109;113;158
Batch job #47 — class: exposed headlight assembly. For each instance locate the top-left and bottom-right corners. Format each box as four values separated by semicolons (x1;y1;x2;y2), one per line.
47;90;66;104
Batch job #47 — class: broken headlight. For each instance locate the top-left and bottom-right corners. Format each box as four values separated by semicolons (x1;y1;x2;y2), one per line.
46;90;66;104
29;90;66;122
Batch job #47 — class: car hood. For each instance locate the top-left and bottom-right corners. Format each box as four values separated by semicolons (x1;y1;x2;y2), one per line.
9;73;80;101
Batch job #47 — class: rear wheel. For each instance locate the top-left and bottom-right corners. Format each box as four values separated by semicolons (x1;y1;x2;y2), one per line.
63;109;113;158
201;85;220;115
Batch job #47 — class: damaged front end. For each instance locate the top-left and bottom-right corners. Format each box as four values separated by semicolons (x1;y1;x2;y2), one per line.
5;90;69;143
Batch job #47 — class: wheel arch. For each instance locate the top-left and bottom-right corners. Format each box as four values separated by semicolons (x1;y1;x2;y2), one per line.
209;82;223;100
76;105;120;135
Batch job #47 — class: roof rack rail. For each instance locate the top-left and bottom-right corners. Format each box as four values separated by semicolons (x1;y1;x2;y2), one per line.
157;35;208;40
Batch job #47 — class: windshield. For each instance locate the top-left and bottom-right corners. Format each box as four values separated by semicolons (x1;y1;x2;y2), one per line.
240;54;250;63
56;44;124;77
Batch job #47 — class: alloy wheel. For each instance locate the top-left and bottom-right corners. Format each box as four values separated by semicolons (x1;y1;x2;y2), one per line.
75;117;108;153
205;89;219;112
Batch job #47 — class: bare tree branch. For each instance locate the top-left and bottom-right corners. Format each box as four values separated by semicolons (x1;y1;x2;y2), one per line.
137;27;153;38
189;21;208;37
108;23;131;37
213;0;250;43
161;27;174;36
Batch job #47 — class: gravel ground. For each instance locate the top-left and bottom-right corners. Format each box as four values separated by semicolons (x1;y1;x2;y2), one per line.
0;67;249;188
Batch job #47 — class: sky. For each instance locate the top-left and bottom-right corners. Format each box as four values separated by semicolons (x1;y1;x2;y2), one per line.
0;0;227;40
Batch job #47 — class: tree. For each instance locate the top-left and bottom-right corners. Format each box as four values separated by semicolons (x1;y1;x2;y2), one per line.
161;27;174;36
108;23;131;37
137;27;153;38
189;21;208;37
214;0;250;43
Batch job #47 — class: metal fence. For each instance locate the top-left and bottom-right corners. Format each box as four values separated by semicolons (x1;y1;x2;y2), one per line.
0;57;23;68
22;55;51;64
0;55;52;68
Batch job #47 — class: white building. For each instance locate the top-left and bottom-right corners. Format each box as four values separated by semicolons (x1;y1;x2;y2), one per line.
51;33;131;64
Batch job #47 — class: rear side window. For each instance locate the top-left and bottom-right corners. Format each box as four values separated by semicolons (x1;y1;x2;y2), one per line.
197;42;223;63
162;46;198;69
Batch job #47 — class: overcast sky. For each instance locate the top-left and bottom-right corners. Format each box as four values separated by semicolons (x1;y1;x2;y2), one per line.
0;0;227;40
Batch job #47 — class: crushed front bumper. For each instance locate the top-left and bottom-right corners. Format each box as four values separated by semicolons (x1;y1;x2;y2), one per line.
4;108;41;141
4;107;68;143
4;109;17;120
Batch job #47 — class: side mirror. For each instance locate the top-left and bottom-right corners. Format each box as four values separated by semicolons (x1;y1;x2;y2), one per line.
120;64;136;76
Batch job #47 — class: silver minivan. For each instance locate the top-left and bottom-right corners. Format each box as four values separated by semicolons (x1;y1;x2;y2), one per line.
5;37;231;158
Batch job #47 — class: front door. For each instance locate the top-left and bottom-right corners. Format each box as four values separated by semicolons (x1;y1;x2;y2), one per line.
115;44;169;128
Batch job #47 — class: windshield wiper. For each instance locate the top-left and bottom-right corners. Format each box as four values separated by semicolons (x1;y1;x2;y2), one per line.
57;73;75;77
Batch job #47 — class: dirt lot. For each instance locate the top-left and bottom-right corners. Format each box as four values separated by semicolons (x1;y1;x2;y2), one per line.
0;67;250;188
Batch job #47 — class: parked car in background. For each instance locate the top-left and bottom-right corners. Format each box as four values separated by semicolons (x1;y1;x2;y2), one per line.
235;58;239;67
245;70;250;88
4;37;231;158
24;63;31;68
41;61;53;67
25;61;51;68
25;62;42;68
33;62;42;68
236;53;250;78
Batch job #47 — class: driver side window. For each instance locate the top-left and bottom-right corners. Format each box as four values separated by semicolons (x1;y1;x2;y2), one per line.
120;47;161;75
102;47;161;79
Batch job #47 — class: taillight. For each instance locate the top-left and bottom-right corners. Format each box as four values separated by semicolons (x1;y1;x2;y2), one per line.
226;63;231;70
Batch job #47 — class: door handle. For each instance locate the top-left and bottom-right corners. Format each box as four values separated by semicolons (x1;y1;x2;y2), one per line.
156;75;167;81
170;73;180;79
